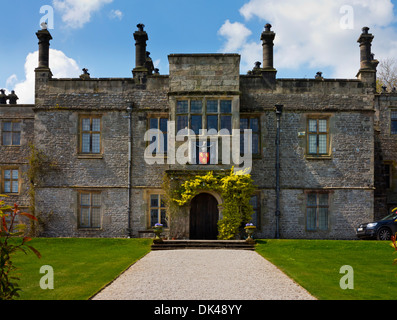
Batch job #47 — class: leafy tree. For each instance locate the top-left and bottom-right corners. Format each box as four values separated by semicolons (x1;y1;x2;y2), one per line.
377;58;397;93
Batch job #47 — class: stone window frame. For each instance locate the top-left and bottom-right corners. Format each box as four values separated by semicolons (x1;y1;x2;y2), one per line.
2;120;21;146
147;114;169;156
383;161;393;190
249;191;261;230
1;167;20;195
390;109;397;135
240;114;261;158
176;98;233;135
146;191;168;229
305;190;330;232
77;190;102;229
175;97;234;165
305;115;331;159
78;115;103;158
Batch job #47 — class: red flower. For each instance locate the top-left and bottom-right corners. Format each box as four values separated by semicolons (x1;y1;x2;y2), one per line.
391;234;397;251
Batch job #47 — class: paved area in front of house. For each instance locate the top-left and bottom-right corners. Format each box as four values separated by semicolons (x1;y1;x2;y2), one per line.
92;249;316;300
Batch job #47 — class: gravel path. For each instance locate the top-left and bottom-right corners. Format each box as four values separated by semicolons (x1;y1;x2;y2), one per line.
92;249;316;300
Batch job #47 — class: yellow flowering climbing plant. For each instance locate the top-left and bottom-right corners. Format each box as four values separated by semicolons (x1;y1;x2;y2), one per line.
165;168;256;240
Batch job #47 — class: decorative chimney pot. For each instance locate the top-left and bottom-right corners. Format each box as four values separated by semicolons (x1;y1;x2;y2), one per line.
7;91;18;105
0;89;7;104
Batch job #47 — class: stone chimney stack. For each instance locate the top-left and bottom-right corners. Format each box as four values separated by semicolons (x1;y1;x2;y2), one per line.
133;23;149;81
260;23;277;83
36;28;53;69
356;26;378;87
358;27;373;69
35;26;53;103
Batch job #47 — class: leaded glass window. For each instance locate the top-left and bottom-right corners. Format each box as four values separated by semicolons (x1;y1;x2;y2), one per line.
240;116;260;155
79;192;101;228
2;121;21;146
391;110;397;134
308;118;329;155
176;99;233;134
80;117;101;154
249;195;259;227
306;192;329;231
3;169;19;194
149;194;167;228
149;117;168;154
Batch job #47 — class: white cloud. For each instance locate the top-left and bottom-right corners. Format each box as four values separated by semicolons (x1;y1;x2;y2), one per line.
219;0;397;78
218;20;261;73
11;49;80;104
109;9;123;20
218;20;252;52
53;0;113;29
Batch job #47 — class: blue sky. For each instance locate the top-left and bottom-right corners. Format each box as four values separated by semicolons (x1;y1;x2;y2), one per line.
2;0;397;103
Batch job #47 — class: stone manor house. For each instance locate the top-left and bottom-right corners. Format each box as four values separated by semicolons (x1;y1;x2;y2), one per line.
1;23;396;240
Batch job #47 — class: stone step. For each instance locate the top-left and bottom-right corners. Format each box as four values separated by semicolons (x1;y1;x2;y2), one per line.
151;240;256;251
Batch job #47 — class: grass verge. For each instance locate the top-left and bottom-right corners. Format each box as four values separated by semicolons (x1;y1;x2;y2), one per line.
11;238;152;300
255;239;397;300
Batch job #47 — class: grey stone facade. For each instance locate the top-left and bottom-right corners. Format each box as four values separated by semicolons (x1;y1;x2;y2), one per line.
0;104;34;208
1;24;395;239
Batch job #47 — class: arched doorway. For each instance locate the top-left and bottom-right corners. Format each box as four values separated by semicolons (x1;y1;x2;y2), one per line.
189;193;219;240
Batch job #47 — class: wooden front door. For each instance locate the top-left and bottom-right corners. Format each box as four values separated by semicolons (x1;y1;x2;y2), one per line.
190;193;219;240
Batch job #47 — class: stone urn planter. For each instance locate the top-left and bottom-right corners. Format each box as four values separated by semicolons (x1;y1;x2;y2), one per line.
244;223;256;242
153;223;163;243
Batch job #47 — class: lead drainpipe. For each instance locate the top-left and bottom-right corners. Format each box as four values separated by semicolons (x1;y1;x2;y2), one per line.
275;104;283;239
126;105;133;237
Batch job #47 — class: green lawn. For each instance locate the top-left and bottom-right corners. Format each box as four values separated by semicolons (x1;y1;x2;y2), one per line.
255;239;397;300
6;238;397;300
10;238;152;300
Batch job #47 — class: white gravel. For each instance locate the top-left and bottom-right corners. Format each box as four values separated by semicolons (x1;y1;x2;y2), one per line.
92;249;316;300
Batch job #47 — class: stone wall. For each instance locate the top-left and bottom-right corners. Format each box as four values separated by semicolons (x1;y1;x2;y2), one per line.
242;75;374;239
34;76;170;237
374;93;397;220
37;187;128;237
32;53;376;239
249;110;374;188
0;105;34;209
168;54;240;93
257;189;373;240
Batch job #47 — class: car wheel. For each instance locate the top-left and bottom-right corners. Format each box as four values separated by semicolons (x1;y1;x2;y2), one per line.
377;227;392;241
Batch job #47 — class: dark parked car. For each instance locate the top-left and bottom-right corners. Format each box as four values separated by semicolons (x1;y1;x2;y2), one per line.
356;212;397;240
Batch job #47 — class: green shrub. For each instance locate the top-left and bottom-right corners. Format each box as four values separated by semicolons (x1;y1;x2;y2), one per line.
0;199;41;300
